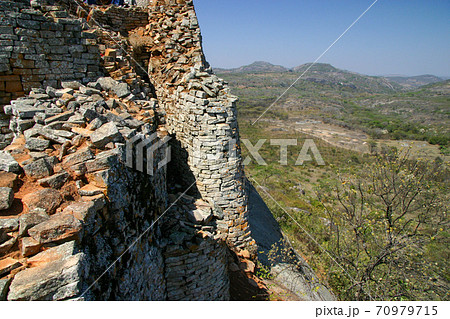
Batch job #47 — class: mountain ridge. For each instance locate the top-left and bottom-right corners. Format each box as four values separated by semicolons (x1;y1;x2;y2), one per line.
213;61;444;90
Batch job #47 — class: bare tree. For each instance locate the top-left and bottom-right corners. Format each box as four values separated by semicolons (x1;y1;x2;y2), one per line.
318;150;449;300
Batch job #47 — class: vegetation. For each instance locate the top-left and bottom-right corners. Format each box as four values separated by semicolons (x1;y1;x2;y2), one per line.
219;68;450;150
228;64;450;300
317;150;449;300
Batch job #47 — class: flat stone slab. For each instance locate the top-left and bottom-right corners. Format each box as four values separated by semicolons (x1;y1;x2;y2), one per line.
54;88;74;98
27;241;76;267
0;257;21;277
23;158;54;180
7;251;84;300
96;77;118;91
90;122;121;148
21;237;41;257
61;81;82;90
25;137;51;151
38;171;69;189
28;213;82;244
19;210;49;236
0;151;20;173
0;187;14;210
63;147;94;167
10;105;46;119
22;189;63;215
44;111;75;125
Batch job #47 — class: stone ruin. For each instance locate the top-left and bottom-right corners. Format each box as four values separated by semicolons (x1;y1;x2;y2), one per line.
0;0;334;301
0;0;259;300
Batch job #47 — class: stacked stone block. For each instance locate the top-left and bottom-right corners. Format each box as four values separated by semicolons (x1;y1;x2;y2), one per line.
143;0;254;249
1;78;168;300
89;5;149;35
0;0;101;108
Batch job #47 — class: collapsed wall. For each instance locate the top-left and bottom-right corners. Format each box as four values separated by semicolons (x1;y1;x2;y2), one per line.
0;0;101;149
0;0;256;301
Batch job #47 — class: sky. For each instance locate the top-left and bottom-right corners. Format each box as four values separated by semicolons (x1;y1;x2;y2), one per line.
193;0;450;77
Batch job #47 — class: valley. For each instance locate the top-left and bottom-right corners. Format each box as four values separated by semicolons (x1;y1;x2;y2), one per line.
217;62;450;300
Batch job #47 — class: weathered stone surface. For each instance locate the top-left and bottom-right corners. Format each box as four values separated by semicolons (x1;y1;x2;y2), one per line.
80;86;100;96
78;184;105;196
187;208;212;225
0;278;12;301
61;81;82;90
21;236;41;257
55;88;74;98
113;82;131;98
96;77;118;91
39;128;71;144
7;252;84;300
0;172;18;189
86;117;103;131
0;187;14;210
38;171;69;189
19;211;49;236
23;158;54;179
90;122;121;148
28;213;82;244
27;241;76;267
85;149;119;173
0;257;21;277
0;151;20;173
22;189;63;214
63;147;94;167
44;111;74;125
0;218;19;236
25;137;51;151
63;201;95;223
0;235;17;254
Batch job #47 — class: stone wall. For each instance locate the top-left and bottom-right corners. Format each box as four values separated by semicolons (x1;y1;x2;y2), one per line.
0;0;257;301
88;5;149;35
140;0;254;250
0;0;101;106
0;77;169;300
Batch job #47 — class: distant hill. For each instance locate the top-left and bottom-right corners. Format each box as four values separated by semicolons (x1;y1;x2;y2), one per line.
215;61;444;91
214;61;288;74
291;63;340;73
420;79;450;94
290;63;404;93
385;75;443;89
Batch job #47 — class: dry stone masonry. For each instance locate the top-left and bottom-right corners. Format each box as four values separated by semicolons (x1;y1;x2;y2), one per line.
0;0;258;301
142;0;254;249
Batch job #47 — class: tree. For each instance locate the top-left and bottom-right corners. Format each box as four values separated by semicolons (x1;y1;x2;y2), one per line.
318;150;449;300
